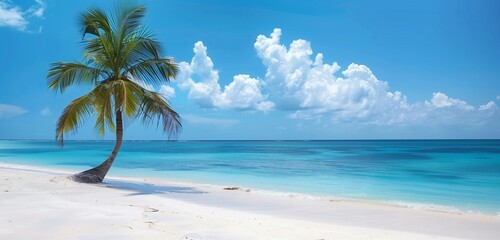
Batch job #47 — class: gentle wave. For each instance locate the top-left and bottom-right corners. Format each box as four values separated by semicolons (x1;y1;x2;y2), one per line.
241;187;495;216
387;201;464;214
386;201;500;218
245;188;328;201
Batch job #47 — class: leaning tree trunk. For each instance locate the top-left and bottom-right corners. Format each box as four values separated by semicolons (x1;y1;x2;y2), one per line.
71;110;123;183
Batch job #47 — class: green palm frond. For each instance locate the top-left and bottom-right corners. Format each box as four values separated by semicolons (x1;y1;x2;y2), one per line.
80;8;112;38
139;90;182;139
112;4;147;75
56;93;95;144
118;28;161;69
117;4;146;38
129;28;162;59
110;79;181;138
82;38;111;67
92;84;115;136
50;3;181;145
126;58;178;85
111;79;142;118
47;61;105;93
80;8;117;72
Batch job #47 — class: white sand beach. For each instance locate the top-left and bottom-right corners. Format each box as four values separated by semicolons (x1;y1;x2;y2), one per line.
1;163;499;240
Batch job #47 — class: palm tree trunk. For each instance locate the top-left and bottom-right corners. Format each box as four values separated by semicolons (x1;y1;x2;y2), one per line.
71;110;123;183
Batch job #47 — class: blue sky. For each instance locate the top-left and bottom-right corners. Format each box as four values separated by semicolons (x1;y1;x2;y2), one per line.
0;0;499;140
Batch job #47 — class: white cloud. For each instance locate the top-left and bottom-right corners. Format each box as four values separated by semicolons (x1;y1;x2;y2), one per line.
479;101;497;111
0;103;27;118
29;0;45;17
40;107;50;116
218;74;274;111
0;1;26;30
177;28;498;127
426;92;474;110
182;114;238;127
254;29;413;124
252;29;500;125
159;85;176;99
176;41;274;111
0;0;45;32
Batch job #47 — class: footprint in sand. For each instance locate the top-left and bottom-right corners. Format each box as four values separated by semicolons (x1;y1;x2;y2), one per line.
179;233;202;240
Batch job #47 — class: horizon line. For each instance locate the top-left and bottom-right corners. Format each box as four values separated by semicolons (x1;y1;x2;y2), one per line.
1;138;499;141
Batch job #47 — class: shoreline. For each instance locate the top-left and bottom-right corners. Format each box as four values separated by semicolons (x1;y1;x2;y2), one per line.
3;161;498;217
2;139;499;218
1;163;500;239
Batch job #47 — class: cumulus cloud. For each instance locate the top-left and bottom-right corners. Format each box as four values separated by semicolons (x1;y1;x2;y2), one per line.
0;103;27;118
177;28;498;127
479;101;497;111
176;41;274;111
254;29;414;123
426;92;473;110
0;0;45;32
159;85;176;99
40;107;50;116
253;29;499;125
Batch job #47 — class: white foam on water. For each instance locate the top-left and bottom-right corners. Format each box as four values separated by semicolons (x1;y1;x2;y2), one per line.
388;201;465;214
242;188;327;201
239;186;497;217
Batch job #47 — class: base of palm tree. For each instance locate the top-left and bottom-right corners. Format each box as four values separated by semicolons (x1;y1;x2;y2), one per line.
71;170;104;184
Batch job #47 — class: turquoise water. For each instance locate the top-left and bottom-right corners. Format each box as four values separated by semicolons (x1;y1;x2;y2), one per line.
1;140;499;214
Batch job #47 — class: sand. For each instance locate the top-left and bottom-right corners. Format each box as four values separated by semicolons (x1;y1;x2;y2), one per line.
1;163;499;240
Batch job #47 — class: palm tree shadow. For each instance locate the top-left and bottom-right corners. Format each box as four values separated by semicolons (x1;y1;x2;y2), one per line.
102;179;207;196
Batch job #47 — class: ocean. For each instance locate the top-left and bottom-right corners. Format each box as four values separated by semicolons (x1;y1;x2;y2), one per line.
1;139;499;215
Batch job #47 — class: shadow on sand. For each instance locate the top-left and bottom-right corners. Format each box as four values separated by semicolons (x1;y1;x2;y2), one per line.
102;179;207;196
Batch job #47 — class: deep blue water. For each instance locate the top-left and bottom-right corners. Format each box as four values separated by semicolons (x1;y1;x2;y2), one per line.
1;140;499;214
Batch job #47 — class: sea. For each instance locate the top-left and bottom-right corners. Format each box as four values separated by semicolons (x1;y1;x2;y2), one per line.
1;139;499;215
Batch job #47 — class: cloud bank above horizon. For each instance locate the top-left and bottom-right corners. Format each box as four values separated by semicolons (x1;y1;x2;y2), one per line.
176;28;498;127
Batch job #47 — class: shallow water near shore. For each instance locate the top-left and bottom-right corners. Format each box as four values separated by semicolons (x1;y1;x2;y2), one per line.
1;139;499;215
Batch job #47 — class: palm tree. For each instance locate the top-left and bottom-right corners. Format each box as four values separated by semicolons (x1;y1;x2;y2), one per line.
47;3;181;183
